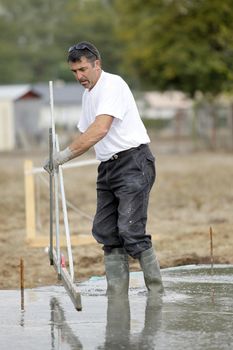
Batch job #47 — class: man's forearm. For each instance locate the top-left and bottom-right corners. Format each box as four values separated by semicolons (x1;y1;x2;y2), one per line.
69;129;105;158
69;115;113;158
44;115;113;174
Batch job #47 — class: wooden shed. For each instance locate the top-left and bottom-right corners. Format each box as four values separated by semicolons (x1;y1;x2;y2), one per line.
0;85;41;151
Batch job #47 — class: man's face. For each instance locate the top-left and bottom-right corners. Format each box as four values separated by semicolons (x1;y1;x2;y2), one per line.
69;57;101;90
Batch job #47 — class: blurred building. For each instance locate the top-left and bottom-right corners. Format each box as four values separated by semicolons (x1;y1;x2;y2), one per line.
33;82;83;131
0;83;83;151
1;83;232;152
137;91;193;120
0;85;41;151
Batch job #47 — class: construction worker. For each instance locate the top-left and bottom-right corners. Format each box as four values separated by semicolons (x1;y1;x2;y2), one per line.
44;41;163;297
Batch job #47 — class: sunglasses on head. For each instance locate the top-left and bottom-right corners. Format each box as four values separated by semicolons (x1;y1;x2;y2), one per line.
68;43;97;58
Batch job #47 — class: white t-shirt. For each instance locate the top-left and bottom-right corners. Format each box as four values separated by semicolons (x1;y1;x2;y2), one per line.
78;70;150;161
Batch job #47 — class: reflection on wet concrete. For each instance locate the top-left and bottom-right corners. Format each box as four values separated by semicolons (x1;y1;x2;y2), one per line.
99;297;131;349
48;294;163;350
50;298;83;350
20;310;25;328
0;265;232;349
98;296;163;350
138;297;163;350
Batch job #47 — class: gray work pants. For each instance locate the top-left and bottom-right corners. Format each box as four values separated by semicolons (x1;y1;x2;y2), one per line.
92;144;155;258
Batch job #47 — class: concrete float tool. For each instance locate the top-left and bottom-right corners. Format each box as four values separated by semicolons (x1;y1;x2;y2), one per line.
48;81;82;311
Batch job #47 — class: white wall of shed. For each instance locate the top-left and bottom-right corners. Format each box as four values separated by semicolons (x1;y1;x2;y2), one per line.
39;105;82;129
0;100;15;151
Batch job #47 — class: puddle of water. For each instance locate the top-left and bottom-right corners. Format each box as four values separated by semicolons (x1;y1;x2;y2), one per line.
0;265;232;350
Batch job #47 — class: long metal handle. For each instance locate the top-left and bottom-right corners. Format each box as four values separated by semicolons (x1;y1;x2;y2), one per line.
49;128;54;265
54;164;61;277
56;135;74;282
49;81;61;277
49;80;55;267
48;81;81;310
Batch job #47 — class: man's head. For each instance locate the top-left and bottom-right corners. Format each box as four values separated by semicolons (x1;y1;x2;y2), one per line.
67;41;102;90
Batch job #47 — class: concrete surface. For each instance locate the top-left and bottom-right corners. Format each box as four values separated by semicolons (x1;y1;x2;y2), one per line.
0;265;232;350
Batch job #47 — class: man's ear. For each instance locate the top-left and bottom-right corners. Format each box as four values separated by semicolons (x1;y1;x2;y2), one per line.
95;59;101;70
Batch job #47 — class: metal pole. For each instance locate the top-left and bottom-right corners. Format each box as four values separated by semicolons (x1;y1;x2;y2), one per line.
56;135;74;281
54;145;61;278
20;258;24;310
209;226;214;275
48;80;81;310
49;128;54;265
49;81;56;147
49;81;61;277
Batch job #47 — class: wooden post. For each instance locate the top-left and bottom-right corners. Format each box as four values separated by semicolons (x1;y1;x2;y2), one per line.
24;160;36;241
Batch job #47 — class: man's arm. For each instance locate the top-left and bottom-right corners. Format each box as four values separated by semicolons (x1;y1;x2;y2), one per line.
44;114;113;173
69;114;113;158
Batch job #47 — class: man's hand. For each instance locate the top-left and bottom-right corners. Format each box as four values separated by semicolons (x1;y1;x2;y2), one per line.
43;147;73;174
43;158;53;174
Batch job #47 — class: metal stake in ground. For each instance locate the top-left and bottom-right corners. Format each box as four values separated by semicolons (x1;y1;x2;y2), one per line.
20;257;24;310
209;226;215;304
209;226;214;275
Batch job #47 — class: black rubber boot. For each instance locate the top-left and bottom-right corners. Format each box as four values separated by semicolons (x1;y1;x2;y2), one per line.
104;248;129;296
139;247;164;295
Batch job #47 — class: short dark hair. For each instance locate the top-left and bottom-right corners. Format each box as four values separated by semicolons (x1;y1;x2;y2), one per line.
67;41;101;63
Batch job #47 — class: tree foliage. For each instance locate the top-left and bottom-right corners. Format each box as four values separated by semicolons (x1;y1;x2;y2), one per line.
0;0;68;83
115;0;233;96
0;0;233;97
0;0;118;83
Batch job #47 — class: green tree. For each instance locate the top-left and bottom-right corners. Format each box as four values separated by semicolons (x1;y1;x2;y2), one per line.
0;0;119;83
115;0;233;96
0;0;69;83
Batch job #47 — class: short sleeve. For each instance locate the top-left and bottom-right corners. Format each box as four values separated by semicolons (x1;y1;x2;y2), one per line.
95;78;126;120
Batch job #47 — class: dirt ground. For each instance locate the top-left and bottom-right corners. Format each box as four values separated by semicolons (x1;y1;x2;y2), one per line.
0;138;233;290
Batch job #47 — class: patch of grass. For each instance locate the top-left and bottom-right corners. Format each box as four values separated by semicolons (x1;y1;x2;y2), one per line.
142;118;171;130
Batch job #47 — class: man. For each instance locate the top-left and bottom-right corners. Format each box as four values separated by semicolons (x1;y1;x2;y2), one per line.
44;41;163;297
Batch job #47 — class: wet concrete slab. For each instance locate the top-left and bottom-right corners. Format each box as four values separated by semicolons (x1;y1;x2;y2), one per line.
0;265;232;350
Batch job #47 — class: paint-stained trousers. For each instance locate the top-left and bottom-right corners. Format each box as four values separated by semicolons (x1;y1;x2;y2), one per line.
92;144;155;258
